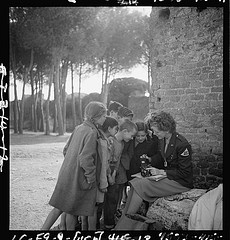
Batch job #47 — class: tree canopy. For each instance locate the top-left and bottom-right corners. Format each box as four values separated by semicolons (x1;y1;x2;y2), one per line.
9;7;151;134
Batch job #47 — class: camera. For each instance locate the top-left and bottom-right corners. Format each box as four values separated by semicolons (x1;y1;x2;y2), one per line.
140;155;152;177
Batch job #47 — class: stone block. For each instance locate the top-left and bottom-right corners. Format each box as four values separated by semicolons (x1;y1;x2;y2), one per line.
197;160;209;168
190;94;204;101
211;87;223;93
205;93;218;101
146;189;207;230
208;167;222;177
218;93;223;101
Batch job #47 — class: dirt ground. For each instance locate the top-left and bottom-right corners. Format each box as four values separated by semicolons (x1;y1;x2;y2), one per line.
10;130;71;230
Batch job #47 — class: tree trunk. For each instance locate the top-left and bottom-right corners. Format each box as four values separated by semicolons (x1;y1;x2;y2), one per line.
38;71;44;132
44;65;54;135
53;56;64;135
18;49;34;134
12;70;19;133
61;60;68;133
101;60;110;106
30;69;37;132
53;102;57;133
71;63;77;129
147;56;151;93
10;45;19;133
101;58;105;94
18;72;27;134
78;62;83;124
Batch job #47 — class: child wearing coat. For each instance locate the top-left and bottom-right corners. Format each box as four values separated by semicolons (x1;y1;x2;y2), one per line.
81;116;119;230
127;121;158;180
103;119;137;230
41;101;107;230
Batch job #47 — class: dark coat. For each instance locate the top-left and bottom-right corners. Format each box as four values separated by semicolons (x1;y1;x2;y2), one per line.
127;135;158;180
150;132;193;189
49;120;102;216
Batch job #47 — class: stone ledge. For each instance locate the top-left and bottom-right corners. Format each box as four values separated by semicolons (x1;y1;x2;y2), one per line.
146;188;207;230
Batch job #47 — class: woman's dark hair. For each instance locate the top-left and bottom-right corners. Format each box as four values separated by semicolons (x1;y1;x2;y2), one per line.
145;111;176;133
101;116;118;133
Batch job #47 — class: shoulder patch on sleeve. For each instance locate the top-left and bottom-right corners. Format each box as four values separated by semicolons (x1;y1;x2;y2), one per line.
181;148;189;156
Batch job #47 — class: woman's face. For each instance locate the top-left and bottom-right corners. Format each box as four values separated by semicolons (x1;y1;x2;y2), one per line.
135;130;147;144
151;126;167;140
95;113;107;126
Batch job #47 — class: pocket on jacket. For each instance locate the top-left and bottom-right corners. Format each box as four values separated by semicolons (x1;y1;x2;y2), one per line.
80;178;96;190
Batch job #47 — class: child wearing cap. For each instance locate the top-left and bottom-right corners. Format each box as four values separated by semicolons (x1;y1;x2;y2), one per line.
117;106;134;122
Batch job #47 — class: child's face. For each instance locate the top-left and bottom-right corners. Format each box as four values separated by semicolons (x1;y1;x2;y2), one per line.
95;113;107;126
123;129;137;142
110;111;119;120
135;130;147;144
108;125;119;137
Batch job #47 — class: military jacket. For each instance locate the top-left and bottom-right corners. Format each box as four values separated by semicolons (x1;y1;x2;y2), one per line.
150;132;193;189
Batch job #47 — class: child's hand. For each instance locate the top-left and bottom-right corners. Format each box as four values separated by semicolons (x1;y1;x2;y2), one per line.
99;187;107;193
108;175;115;185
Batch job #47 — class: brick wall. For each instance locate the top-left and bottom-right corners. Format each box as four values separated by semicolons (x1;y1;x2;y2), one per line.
149;7;223;189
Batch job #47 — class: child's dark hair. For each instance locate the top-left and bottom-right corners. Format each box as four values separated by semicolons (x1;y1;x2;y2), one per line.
135;121;148;133
101;116;118;133
119;119;137;132
108;101;123;113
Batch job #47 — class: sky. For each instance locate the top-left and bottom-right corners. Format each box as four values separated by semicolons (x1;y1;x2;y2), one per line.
9;64;149;101
9;7;152;101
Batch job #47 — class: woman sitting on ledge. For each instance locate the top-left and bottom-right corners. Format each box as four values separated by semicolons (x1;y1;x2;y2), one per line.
115;111;193;230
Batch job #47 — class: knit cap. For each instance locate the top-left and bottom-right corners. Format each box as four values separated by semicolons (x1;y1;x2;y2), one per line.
118;106;134;118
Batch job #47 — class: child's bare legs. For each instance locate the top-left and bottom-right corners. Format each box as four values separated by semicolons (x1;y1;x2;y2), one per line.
81;216;88;230
88;206;98;230
66;214;77;230
59;212;67;230
41;207;62;230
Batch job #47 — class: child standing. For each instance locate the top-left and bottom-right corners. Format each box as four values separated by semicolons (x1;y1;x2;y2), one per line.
108;101;123;120
115;106;134;214
41;101;107;230
127;121;158;180
81;116;119;230
103;119;137;230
